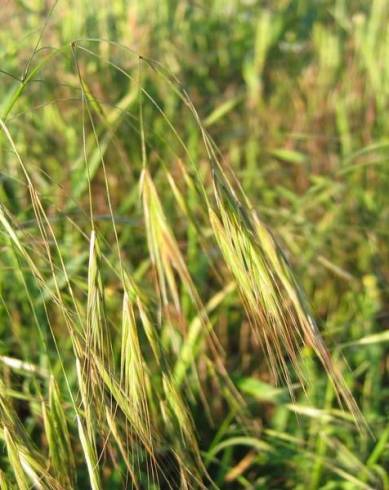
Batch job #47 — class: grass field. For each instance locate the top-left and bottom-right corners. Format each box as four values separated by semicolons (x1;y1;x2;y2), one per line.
0;1;388;488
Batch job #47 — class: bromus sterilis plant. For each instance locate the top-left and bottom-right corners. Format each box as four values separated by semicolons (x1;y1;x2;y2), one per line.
0;3;387;488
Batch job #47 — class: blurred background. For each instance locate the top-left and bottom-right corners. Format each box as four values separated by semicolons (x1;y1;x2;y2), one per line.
0;1;388;488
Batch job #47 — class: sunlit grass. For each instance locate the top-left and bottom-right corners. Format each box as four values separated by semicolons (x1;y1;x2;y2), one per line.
0;1;387;489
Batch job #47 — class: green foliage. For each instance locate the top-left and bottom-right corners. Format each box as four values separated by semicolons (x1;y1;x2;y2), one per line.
0;1;387;488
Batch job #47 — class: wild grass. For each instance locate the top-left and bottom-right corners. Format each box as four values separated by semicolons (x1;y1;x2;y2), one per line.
0;1;388;489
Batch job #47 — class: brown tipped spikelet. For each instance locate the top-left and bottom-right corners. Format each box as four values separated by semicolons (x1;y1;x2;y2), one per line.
209;166;366;430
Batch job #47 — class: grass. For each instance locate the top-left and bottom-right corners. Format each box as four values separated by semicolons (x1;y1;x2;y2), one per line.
0;0;388;488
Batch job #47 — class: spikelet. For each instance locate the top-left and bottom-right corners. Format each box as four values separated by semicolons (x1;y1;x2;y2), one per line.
209;167;366;430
